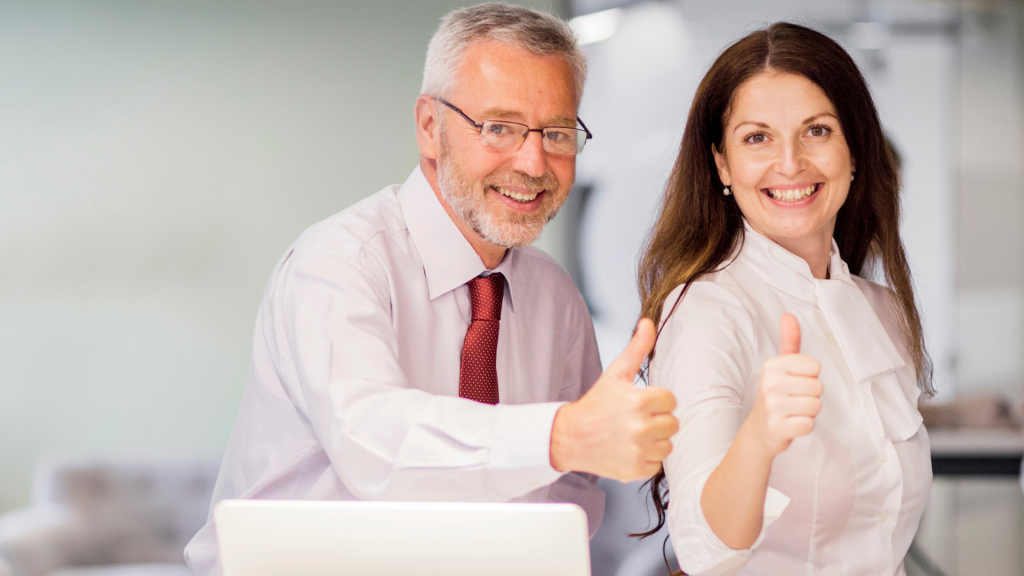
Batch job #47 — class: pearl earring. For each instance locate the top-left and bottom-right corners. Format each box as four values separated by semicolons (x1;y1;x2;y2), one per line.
851;172;856;182
723;186;732;196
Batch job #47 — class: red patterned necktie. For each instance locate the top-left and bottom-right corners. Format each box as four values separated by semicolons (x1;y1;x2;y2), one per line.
459;273;504;405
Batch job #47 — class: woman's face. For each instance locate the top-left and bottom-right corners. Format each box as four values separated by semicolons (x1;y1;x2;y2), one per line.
713;72;854;246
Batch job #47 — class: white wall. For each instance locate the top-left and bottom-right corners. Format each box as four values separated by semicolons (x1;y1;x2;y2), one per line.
955;8;1024;400
0;0;563;513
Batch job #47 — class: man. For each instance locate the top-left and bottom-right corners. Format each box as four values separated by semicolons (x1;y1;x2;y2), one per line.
185;4;677;574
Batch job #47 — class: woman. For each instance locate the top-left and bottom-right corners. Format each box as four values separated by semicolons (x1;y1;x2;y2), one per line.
639;23;933;575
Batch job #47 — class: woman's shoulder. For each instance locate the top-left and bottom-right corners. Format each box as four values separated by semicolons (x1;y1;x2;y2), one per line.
850;275;897;322
850;275;910;357
658;271;757;342
652;272;762;388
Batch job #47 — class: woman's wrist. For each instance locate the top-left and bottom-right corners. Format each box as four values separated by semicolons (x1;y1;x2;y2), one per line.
734;418;779;467
701;421;777;550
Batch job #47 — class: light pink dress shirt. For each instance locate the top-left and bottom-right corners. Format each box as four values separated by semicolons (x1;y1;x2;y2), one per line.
184;167;604;575
651;224;931;576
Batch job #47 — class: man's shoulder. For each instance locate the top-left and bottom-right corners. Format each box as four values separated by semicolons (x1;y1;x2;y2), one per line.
291;184;407;261
513;245;583;300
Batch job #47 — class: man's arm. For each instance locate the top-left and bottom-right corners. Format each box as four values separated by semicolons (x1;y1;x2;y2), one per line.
545;306;606;537
550;318;678;481
280;252;562;502
279;251;677;502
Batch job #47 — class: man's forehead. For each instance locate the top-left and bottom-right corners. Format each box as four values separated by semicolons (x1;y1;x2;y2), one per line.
451;40;578;122
478;106;578;127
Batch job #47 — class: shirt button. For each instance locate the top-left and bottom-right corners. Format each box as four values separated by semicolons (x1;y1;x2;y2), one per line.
877;453;888;464
827;332;837;344
851;395;862;406
879;511;889;522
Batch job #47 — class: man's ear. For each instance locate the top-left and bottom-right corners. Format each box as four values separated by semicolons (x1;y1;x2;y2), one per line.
712;143;731;187
415;95;440;160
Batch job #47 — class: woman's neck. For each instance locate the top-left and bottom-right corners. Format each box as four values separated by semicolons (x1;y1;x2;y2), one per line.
751;222;835;280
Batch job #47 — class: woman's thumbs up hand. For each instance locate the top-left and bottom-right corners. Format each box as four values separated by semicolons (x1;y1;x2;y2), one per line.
745;313;823;456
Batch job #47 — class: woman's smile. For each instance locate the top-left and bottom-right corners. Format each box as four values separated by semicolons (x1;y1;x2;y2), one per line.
762;182;822;203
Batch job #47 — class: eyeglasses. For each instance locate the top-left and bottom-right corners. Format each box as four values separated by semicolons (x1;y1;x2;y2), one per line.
436;98;593;156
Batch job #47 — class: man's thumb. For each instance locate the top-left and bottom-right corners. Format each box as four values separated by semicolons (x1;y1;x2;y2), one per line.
779;313;801;355
606;318;657;381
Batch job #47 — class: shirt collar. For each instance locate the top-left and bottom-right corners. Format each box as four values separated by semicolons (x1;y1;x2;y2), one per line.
737;220;905;383
737;219;823;304
397;166;520;310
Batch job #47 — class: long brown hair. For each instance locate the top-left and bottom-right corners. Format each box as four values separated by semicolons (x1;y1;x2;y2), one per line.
633;22;933;540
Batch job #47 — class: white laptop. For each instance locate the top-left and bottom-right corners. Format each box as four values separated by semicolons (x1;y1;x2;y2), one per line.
214;499;591;576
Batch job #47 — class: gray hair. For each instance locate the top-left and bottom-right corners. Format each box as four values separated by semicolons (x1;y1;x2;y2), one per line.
421;3;587;103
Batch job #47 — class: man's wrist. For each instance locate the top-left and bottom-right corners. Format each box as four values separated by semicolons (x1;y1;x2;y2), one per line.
549;403;576;472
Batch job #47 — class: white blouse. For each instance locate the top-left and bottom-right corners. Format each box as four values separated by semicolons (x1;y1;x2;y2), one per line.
651;224;931;576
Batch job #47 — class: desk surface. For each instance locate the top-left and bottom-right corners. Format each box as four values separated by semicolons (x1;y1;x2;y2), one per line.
929;428;1024;456
928;428;1024;476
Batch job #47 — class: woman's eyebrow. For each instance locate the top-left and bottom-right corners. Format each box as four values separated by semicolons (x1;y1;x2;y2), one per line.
732;113;839;134
733;121;770;134
802;112;839;124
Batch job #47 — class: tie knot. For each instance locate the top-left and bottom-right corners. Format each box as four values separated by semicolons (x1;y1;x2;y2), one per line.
468;273;504;321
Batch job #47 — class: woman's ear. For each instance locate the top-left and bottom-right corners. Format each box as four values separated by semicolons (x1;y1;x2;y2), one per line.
712;143;732;187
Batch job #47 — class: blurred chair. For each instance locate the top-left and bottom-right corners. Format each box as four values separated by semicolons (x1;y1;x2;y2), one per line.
0;455;220;576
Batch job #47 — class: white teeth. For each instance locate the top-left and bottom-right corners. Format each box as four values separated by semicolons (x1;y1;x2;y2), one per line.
767;184;817;202
495;186;539;203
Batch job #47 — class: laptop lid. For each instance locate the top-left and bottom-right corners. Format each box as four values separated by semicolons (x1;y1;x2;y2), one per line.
214;499;591;576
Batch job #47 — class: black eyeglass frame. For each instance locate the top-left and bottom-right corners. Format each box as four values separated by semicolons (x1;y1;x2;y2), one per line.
435;98;593;155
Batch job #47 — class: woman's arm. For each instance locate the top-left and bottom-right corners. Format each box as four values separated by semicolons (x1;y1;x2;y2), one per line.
700;314;823;548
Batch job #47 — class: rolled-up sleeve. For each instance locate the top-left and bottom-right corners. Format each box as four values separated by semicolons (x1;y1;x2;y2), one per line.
546;306;605;536
278;249;565;503
652;282;790;575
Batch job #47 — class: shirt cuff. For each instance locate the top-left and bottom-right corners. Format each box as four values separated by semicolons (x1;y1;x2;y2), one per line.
489;401;566;496
673;471;790;575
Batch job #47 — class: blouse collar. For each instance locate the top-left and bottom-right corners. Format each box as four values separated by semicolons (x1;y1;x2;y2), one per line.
736;221;906;384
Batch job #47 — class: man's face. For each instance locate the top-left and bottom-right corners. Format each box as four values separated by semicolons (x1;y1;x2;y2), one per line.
435;40;578;248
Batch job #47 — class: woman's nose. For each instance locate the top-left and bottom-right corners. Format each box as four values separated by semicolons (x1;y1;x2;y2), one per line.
774;140;806;177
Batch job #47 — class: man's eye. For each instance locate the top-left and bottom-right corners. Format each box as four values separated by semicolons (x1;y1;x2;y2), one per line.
487;123;513;136
545;130;567;142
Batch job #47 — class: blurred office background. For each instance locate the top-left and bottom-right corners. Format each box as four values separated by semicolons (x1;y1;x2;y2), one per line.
0;0;1022;575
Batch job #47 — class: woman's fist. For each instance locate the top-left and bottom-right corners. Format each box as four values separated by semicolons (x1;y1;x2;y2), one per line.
746;314;823;456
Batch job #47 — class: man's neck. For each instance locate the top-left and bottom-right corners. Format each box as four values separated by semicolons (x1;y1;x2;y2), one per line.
419;156;508;269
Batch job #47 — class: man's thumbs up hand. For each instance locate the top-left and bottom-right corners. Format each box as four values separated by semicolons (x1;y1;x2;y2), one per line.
550;318;679;482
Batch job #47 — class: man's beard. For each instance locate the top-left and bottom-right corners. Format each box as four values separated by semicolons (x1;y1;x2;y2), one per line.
436;127;565;248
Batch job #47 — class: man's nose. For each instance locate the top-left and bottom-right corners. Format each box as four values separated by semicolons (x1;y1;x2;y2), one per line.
510;131;548;178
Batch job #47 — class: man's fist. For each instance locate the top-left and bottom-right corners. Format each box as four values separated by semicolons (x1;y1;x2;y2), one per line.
550;318;679;482
745;314;823;456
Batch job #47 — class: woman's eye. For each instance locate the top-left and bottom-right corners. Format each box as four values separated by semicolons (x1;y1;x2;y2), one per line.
808;125;832;137
745;133;767;144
